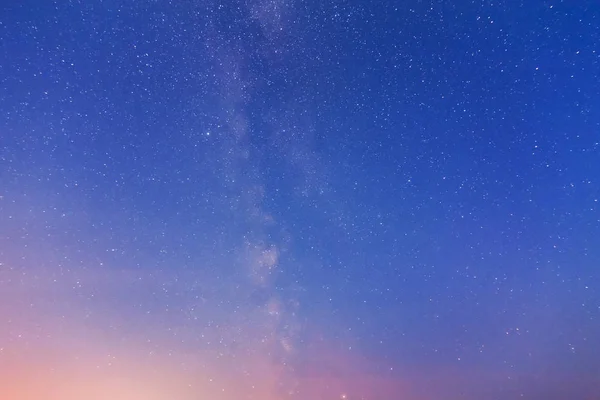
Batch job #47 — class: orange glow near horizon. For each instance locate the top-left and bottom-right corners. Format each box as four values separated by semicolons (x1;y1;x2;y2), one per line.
0;265;408;400
2;265;599;400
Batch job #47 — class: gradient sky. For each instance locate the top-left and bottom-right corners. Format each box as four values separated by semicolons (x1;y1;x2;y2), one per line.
1;1;599;399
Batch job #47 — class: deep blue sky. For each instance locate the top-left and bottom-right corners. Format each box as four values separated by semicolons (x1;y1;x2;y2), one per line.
1;1;599;399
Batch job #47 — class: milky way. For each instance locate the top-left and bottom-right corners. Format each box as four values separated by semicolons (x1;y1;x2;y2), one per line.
1;1;600;399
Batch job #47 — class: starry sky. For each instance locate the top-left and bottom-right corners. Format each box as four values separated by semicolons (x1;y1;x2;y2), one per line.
1;0;599;399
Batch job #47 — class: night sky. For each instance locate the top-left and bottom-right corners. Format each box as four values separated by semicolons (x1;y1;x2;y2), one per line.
1;1;599;399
